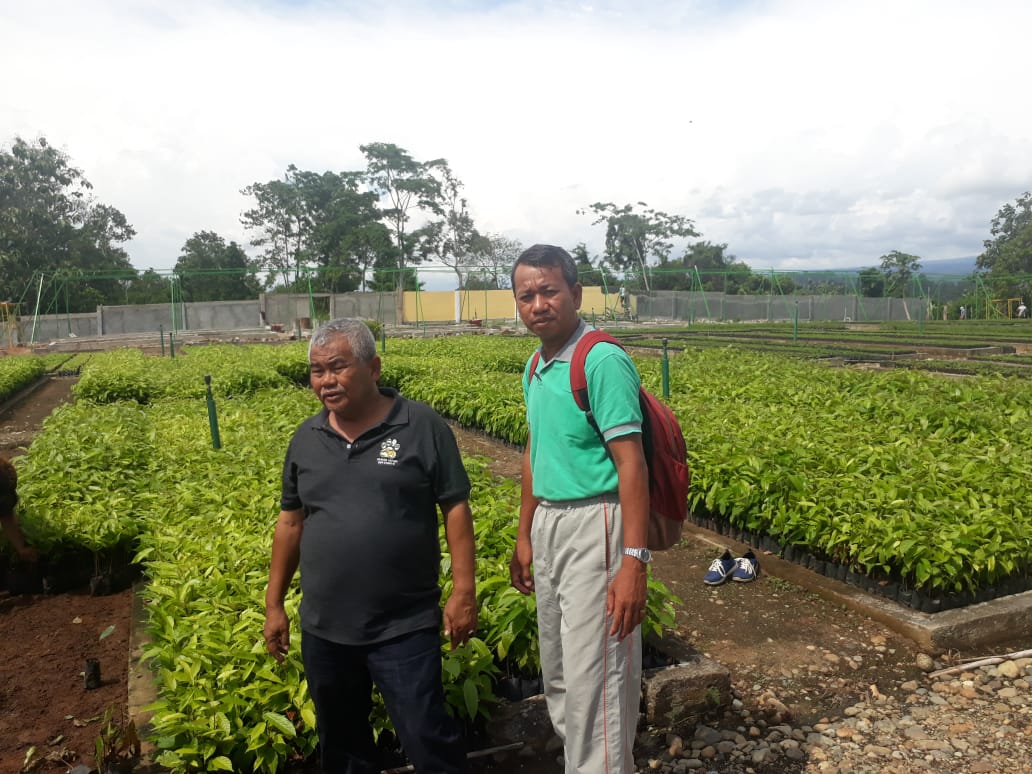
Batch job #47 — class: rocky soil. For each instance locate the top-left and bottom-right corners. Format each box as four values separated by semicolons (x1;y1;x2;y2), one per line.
636;655;1031;774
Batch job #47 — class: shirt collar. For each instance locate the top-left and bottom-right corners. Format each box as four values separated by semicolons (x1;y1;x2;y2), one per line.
316;386;406;434
538;319;591;367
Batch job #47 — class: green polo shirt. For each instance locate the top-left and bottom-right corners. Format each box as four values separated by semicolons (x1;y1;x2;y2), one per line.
522;322;642;501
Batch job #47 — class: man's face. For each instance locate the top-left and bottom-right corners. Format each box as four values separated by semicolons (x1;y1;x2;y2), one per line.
309;335;381;417
513;263;583;345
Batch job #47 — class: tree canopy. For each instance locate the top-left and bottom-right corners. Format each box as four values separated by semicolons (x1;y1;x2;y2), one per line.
879;250;922;297
360;142;448;296
241;145;457;299
175;231;260;301
977;192;1032;300
570;242;617;290
581;202;698;291
412;165;487;289
240;166;393;292
463;233;521;290
0;136;136;312
674;241;759;293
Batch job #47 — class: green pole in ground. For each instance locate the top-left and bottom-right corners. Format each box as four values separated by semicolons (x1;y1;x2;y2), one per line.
592;309;596;328
381;326;386;354
159;325;165;357
168;331;175;359
794;301;799;342
661;338;670;399
204;375;221;450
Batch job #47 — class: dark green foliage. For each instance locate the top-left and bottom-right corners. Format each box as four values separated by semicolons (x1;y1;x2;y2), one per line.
0;136;136;309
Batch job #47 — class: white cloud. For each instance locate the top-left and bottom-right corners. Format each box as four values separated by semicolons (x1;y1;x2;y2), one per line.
2;0;1030;276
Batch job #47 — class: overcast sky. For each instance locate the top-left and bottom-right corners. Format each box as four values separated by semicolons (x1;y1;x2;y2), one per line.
3;0;1031;287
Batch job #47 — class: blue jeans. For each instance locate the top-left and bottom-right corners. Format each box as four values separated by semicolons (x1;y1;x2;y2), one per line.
301;627;469;774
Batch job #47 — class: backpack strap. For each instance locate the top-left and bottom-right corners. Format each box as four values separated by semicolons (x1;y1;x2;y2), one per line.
569;330;625;414
528;350;542;383
529;329;625;422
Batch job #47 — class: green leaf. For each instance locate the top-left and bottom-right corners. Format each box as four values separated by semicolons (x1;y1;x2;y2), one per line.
462;678;479;720
262;711;297;738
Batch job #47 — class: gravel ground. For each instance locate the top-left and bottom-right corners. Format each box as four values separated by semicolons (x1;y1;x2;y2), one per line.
634;655;1031;774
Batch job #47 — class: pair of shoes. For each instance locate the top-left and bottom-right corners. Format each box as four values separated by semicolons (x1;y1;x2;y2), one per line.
703;548;760;584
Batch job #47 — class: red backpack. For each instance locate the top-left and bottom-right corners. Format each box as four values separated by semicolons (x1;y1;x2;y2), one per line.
528;330;690;550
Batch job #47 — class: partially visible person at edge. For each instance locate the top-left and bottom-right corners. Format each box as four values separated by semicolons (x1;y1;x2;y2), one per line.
0;457;37;562
509;244;650;774
263;318;477;774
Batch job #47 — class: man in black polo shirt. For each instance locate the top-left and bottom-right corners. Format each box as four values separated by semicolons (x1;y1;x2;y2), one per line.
264;318;477;774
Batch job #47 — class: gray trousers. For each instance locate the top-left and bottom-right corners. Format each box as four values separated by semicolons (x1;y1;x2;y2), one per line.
532;494;642;774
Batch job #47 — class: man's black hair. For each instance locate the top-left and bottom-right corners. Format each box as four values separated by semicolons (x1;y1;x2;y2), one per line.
510;244;579;290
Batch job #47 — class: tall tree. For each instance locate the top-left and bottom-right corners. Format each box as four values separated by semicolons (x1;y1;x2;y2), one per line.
361;143;445;314
461;233;522;290
368;252;421;292
673;241;756;293
0;136;135;311
581;202;698;292
570;242;617;289
879;250;922;297
241;166;393;292
301;170;391;293
977;192;1032;300
124;269;172;305
413;167;486;289
858;267;885;297
174;231;259;301
240;166;309;289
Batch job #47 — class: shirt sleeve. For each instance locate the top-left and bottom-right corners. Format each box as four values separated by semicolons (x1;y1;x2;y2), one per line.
280;432;303;511
429;412;472;506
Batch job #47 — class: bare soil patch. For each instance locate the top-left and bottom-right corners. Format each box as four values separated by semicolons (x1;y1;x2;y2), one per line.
0;378;75;461
0;589;132;773
0;377;136;774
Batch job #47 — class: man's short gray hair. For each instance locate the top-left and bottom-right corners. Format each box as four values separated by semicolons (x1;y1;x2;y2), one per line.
308;319;377;362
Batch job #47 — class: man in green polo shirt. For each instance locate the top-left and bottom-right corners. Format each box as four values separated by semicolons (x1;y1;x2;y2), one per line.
509;245;651;774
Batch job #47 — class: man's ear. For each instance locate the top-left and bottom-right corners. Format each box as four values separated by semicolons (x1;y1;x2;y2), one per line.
572;282;583;311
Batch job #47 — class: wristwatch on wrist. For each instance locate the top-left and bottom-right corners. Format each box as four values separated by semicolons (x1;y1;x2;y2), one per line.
623;546;653;564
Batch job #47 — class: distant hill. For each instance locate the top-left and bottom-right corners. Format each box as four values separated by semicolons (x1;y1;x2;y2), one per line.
917;256;978;276
828;256;978;276
749;256;979;276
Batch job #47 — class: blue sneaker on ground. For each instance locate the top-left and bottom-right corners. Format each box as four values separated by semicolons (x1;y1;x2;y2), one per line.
732;550;759;582
703;549;736;585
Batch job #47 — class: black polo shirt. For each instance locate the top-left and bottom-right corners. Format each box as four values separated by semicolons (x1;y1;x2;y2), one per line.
281;388;471;645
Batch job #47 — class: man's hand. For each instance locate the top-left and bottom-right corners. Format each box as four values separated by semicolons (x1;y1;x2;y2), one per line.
263;606;290;663
509;535;534;594
606;559;648;641
444;589;478;650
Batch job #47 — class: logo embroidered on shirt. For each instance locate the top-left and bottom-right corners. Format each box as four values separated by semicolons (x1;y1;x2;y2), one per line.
378;438;401;465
